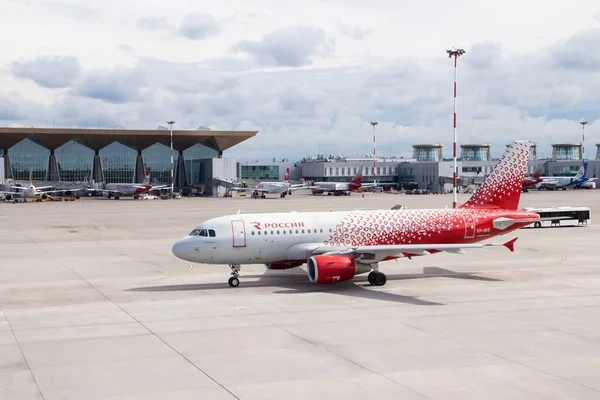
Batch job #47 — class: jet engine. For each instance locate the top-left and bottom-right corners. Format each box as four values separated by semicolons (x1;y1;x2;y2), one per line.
265;261;304;270
4;194;12;201
307;255;370;284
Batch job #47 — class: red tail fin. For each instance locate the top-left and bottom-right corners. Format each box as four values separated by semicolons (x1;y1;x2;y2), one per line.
284;168;290;181
460;141;533;210
532;164;542;179
349;168;363;190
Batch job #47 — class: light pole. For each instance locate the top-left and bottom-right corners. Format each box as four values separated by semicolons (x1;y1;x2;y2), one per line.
446;47;466;208
167;120;176;194
370;121;378;190
580;118;587;163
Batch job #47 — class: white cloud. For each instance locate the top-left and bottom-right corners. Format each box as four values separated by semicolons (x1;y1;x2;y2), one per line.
233;26;335;67
1;0;600;161
177;12;220;40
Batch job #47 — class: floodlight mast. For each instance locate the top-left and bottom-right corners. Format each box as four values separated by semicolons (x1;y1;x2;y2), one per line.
446;47;466;208
167;120;176;194
580;118;588;164
370;121;378;190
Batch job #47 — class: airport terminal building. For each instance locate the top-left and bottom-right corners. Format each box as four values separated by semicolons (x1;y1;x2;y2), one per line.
0;127;257;195
242;142;600;193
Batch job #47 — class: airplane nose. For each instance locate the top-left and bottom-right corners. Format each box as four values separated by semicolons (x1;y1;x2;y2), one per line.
172;239;193;261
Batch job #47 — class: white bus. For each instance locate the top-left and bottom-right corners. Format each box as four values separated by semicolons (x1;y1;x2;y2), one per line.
523;206;591;228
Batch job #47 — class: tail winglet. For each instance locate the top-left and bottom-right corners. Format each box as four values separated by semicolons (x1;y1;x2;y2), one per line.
503;237;518;252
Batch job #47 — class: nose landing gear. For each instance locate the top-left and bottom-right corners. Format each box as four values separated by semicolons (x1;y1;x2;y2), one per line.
228;264;241;287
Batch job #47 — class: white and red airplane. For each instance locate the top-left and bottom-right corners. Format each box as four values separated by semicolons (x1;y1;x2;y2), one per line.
173;141;541;287
0;171;82;201
310;169;363;196
90;167;168;199
233;168;307;198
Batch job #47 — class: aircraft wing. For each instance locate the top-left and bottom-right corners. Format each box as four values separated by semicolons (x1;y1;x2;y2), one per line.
40;188;83;194
86;188;124;195
310;238;518;263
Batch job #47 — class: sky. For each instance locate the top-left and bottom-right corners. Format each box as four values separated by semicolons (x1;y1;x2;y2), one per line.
1;0;600;161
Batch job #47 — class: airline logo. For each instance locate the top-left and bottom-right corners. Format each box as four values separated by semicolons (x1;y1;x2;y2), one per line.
251;221;305;230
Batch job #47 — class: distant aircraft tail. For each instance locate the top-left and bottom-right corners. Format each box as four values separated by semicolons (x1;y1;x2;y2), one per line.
460;140;533;210
574;163;587;180
532;164;542;179
284;168;290;181
142;167;151;184
29;170;33;184
349;167;363;190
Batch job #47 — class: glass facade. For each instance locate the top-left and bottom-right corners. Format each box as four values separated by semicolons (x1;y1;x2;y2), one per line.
552;146;581;161
99;140;137;184
8;138;49;180
55;139;94;182
142;142;173;185
240;165;279;180
413;147;442;162
552;165;581;176
461;146;490;161
183;143;220;185
4;135;225;188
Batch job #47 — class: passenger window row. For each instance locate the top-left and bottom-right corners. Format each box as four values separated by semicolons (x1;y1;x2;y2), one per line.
251;228;325;236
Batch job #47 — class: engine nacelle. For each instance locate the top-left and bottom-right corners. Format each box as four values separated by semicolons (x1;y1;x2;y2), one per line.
307;255;369;284
265;261;304;270
4;194;12;201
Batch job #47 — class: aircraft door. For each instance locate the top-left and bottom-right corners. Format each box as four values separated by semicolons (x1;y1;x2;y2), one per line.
464;214;476;239
231;220;247;247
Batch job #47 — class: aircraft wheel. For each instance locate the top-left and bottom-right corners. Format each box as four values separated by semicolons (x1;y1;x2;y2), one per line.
228;277;240;287
374;272;387;286
368;271;376;285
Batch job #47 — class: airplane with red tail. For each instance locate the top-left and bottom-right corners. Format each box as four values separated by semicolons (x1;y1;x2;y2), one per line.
522;163;543;192
173;141;541;287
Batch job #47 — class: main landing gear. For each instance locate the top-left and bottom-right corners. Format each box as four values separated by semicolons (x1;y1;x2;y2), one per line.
367;271;387;286
228;264;241;287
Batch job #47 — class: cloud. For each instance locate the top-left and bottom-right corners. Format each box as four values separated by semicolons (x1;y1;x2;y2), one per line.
335;21;371;40
74;66;146;104
177;12;219;40
138;16;172;31
550;28;600;70
465;42;502;69
233;26;335;67
11;55;81;88
4;28;600;161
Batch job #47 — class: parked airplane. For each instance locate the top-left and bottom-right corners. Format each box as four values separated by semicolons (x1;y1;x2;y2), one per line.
522;164;543;192
233;168;307;198
0;172;82;201
173;140;540;288
311;169;363;196
90;167;168;199
537;163;596;190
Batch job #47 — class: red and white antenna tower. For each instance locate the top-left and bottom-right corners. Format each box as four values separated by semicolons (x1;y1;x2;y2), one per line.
446;47;466;208
580;118;587;164
370;121;378;190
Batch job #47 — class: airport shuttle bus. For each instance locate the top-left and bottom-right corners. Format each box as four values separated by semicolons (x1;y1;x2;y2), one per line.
523;206;591;228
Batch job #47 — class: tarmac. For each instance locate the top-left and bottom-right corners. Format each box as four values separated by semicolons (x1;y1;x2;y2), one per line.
1;189;599;400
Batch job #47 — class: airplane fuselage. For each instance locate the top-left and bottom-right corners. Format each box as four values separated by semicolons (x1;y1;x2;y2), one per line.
255;182;291;195
172;208;538;266
105;183;152;196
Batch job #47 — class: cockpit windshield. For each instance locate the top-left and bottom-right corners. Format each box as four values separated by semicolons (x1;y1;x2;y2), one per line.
189;228;216;237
